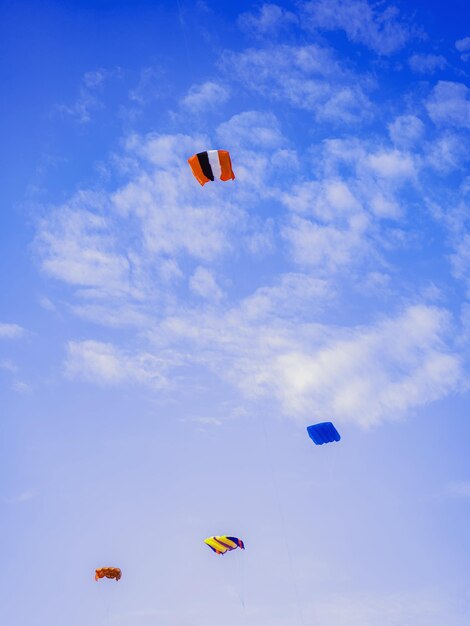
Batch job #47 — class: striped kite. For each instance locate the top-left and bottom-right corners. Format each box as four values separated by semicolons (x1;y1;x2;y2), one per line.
204;536;245;555
188;150;235;186
95;567;122;581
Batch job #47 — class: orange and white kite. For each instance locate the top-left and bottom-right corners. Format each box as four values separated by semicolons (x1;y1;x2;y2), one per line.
188;150;235;186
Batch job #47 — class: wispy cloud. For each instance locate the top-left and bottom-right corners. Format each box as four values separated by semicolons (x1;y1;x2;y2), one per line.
38;295;56;311
425;132;469;174
217;111;286;150
189;266;224;301
37;200;134;297
57;69;119;123
388;115;425;147
455;36;470;62
181;416;223;427
129;66;167;106
450;233;470;295
301;0;413;55
180;81;230;112
279;138;418;272
238;3;298;37
0;359;18;373
65;340;178;388
221;44;373;124
426;81;470;129
154;303;462;427
11;380;32;394
0;322;26;339
408;53;447;74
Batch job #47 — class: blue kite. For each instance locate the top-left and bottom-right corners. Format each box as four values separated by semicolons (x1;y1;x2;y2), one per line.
307;422;341;445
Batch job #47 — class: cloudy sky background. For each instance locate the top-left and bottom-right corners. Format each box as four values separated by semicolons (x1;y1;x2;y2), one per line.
1;0;470;624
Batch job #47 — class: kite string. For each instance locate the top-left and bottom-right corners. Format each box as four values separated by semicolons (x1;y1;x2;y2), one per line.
238;552;245;609
261;414;306;626
176;0;195;81
237;552;250;626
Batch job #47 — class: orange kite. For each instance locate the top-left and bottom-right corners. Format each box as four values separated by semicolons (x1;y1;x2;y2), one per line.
95;567;121;581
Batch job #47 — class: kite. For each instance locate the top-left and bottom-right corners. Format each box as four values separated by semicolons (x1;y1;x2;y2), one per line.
204;536;245;555
188;150;235;186
95;567;122;581
307;422;341;445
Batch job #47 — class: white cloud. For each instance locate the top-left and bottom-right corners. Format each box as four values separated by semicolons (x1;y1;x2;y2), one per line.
408;53;447;74
238;3;298;36
38;295;56;311
366;149;416;179
0;359;18;372
283;212;370;271
58;69;116;123
279;179;372;273
450;233;470;293
283;215;367;274
12;380;32;394
388;115;425;147
217;111;286;150
455;36;470;62
281;179;361;217
214;111;294;208
275;304;462;427
36;199;135;299
154;303;461;428
244;217;275;255
65;340;176;388
189;266;223;301
69;303;151;328
456;37;470;52
301;0;412;55
0;323;25;339
278;141;418;272
221;44;373;124
426;81;470;129
180;81;230;112
237;272;332;320
129;66;166;105
184;416;222;427
319;137;418;188
270;148;300;172
425;133;469;173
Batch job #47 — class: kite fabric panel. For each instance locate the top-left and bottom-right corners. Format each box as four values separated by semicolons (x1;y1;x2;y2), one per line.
307;422;341;445
204;536;245;555
188;150;235;186
95;567;122;581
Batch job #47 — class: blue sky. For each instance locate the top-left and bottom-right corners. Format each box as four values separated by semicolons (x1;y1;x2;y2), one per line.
1;0;470;624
